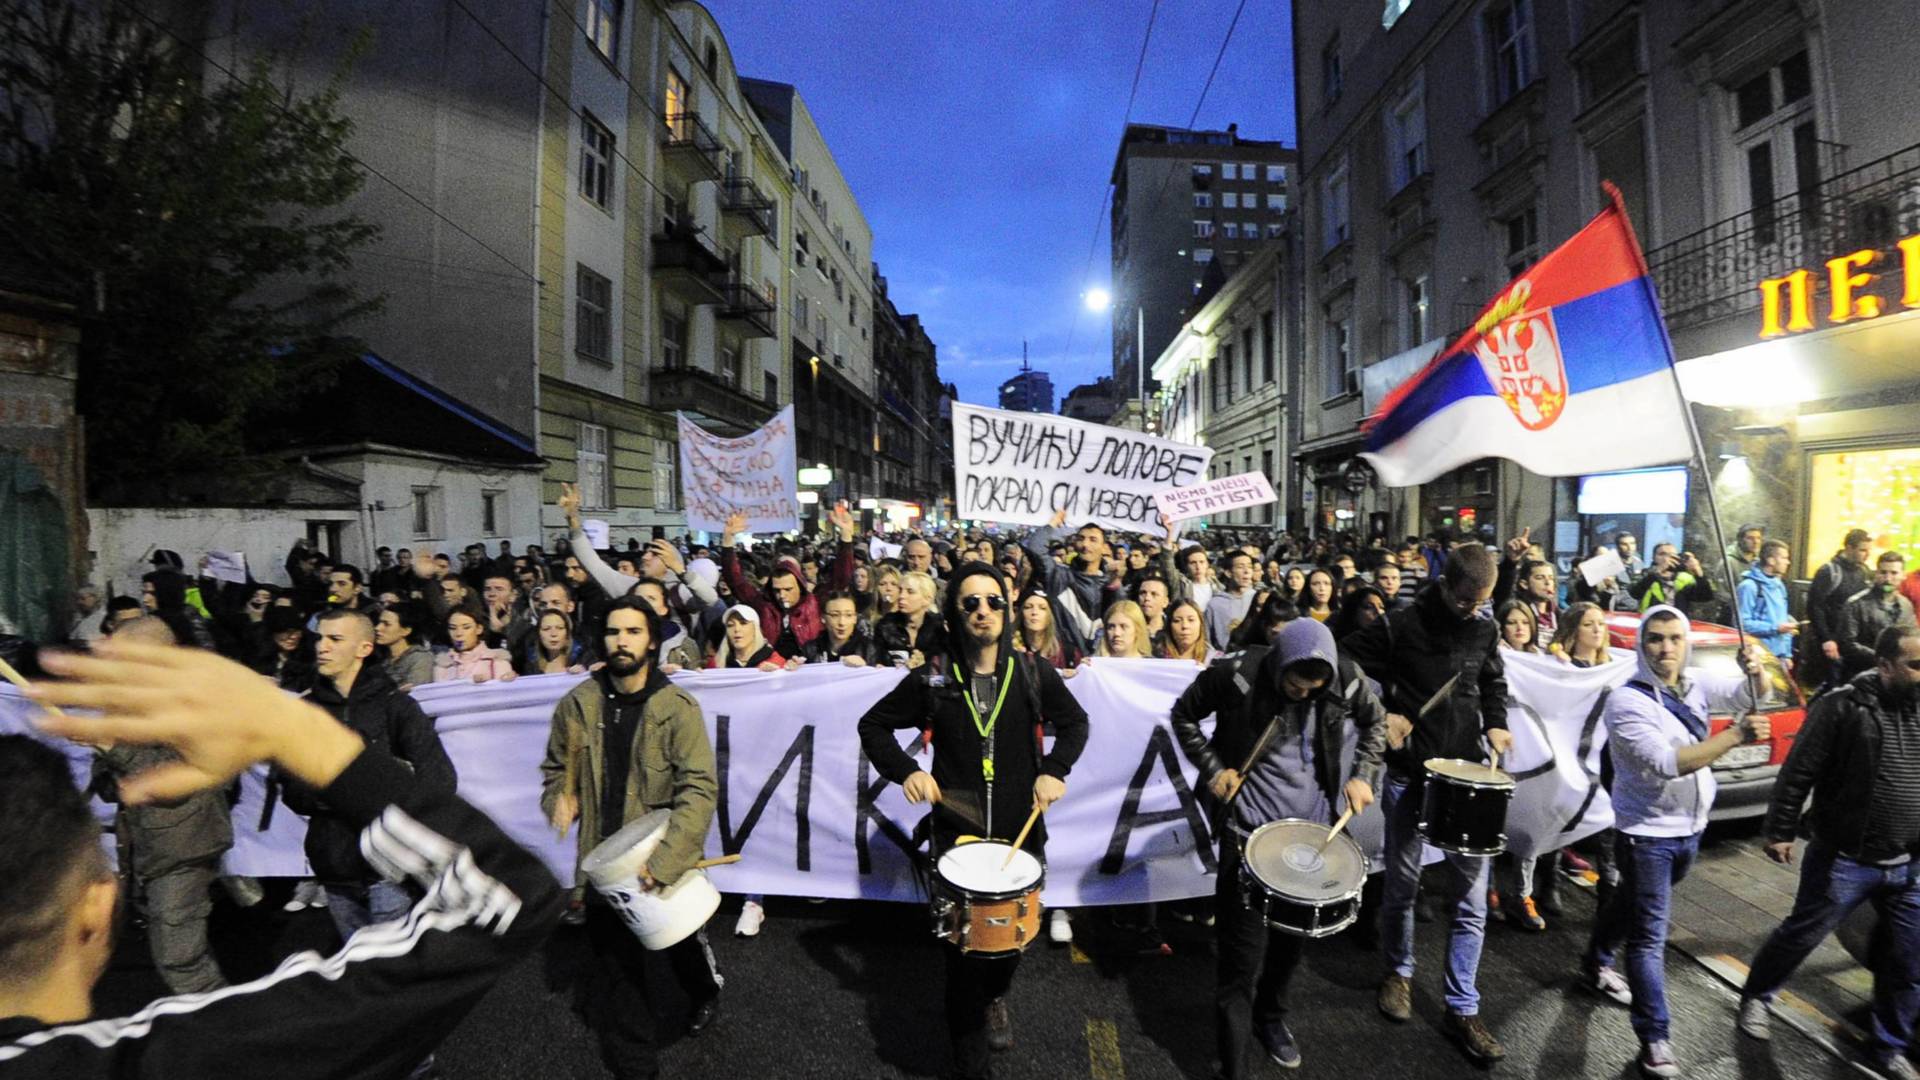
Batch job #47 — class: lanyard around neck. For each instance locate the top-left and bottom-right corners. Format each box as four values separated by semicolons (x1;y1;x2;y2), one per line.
962;656;1015;741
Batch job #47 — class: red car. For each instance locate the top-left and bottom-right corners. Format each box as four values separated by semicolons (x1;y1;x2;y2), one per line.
1604;613;1807;821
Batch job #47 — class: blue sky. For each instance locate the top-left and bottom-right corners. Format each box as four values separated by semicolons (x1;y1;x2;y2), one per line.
705;0;1297;406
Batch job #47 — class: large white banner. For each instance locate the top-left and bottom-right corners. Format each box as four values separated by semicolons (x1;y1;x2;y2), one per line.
0;650;1647;902
678;405;799;535
951;402;1213;533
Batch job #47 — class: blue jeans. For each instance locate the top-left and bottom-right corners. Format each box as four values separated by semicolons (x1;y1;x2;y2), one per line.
1380;773;1491;1015
324;879;414;940
1586;831;1700;1044
1744;844;1920;1057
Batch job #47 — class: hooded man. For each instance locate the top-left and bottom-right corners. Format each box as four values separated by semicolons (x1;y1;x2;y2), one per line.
1340;542;1513;1065
1582;604;1765;1080
858;561;1090;1080
1170;619;1386;1075
1736;539;1798;665
1836;551;1918;680
1737;625;1920;1078
720;505;856;658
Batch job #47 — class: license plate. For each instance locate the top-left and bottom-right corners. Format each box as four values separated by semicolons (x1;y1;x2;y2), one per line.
1716;744;1770;770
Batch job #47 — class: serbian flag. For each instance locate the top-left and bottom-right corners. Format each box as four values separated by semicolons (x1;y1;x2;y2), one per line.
1361;194;1692;486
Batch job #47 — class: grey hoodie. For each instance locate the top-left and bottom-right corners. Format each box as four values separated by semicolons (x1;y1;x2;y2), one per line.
1234;619;1350;828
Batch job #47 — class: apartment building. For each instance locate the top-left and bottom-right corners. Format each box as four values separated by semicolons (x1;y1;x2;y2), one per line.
872;266;944;516
1000;366;1055;414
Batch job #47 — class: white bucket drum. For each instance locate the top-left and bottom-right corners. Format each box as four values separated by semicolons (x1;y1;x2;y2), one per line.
579;809;721;950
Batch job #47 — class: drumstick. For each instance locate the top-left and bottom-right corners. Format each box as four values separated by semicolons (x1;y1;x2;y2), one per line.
1225;717;1284;805
1489;746;1500;780
692;854;742;870
1001;805;1044;870
1315;807;1355;855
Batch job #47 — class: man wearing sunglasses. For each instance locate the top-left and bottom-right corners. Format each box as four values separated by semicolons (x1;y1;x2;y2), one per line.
1739;625;1920;1079
858;561;1089;1080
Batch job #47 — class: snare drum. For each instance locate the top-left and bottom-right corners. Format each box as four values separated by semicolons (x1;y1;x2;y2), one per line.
930;840;1045;956
1417;758;1516;856
1239;819;1369;938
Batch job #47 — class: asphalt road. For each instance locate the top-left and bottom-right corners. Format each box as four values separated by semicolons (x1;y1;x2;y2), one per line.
93;868;1872;1079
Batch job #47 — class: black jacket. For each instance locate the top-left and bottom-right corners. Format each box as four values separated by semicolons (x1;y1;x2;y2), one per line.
0;750;560;1080
280;664;457;884
804;627;874;664
1340;582;1508;781
1765;670;1920;860
859;653;1088;852
1170;644;1387;819
1837;590;1918;678
1807;553;1870;651
873;611;946;667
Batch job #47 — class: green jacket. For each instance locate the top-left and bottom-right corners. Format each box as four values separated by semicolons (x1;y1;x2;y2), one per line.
538;669;716;888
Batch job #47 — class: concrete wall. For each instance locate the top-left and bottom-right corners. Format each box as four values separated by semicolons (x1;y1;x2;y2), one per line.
316;450;546;559
87;507;357;592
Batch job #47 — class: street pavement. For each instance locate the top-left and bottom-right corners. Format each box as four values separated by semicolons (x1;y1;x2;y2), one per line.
86;821;1904;1080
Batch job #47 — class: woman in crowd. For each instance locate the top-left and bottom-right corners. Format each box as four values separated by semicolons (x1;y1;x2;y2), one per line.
1496;599;1541;654
1488;598;1547;930
1298;567;1337;623
1016;588;1082;671
1157;598;1212;665
434;609;516;683
872;564;904;620
874;570;942;669
525;610;590;675
1283;566;1308;603
253;605;312;688
851;561;878;625
1550;601;1612;667
1096;599;1153;658
711;603;786;671
376;601;434;691
802;589;873;666
1330;584;1389;642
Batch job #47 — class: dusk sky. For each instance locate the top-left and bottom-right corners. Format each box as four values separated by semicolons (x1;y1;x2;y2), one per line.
704;0;1298;408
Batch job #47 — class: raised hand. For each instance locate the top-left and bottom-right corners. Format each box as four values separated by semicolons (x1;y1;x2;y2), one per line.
723;511;749;547
828;500;856;541
558;481;582;530
1504;527;1532;563
649;538;685;575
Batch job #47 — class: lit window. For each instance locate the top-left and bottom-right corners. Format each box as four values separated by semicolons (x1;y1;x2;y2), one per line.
1222;163;1239;180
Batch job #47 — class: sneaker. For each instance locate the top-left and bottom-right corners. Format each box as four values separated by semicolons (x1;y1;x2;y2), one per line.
1871;1053;1920;1080
1049;909;1072;945
986;997;1012;1052
734;900;765;938
1560;849;1594;874
283;880;323;912
1446;1011;1507;1063
1516;896;1547;931
1637;1039;1679;1078
1256;1020;1301;1069
1736;997;1771;1042
1585;964;1633;1006
1377;974;1413;1022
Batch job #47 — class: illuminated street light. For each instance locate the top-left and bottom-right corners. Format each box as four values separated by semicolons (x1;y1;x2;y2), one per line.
797;463;832;486
1082;287;1111;312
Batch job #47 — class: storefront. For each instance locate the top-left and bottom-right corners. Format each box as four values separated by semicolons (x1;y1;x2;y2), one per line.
1418;460;1500;545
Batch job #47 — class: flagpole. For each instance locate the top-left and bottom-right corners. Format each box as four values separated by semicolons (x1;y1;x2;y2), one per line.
1603;183;1751;655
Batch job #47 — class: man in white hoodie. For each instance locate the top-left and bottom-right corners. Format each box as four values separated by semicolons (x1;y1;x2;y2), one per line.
1582;604;1766;1079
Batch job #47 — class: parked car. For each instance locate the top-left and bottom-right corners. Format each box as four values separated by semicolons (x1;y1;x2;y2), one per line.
1605;613;1806;821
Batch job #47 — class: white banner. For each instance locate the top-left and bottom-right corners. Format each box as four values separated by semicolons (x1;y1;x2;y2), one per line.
1157;471;1278;523
0;650;1645;900
951;402;1212;533
678;406;799;535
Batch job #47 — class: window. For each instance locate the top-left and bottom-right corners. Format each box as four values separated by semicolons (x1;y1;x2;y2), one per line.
1503;207;1539;280
1266;193;1286;210
1261;311;1275;384
652;437;679;511
481;491;502;537
1222;163;1239;180
1212;347;1231;410
703;41;718;80
764;370;778;404
664;69;689;139
1322;162;1351;250
660;311;686;369
1487;0;1535;106
578;114;615;211
585;0;620;62
1242;163;1257;179
1593;116;1651;243
1194;192;1213;208
1403;275;1431;349
1266;222;1285;239
1223;222;1240;240
1241;327;1255;390
795;293;810;329
718;347;739;387
1321;36;1343;105
575;264;612;363
1222;192;1238;209
1265;164;1285;183
1193;248;1214;264
1193;219;1215;238
1192;163;1213;180
1386;80;1427;190
577;423;610;511
410;486;439;538
1732;51;1819;246
1580;22;1641;103
1324;317;1353;399
1244;221;1260;238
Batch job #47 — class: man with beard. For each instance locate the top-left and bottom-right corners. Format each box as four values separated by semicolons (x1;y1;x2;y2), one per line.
540;597;722;1078
1737;625;1920;1079
858;563;1089;1080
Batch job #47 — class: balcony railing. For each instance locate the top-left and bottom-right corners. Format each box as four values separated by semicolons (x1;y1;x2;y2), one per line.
716;280;777;338
719;177;775;237
650;220;728;305
660;111;723;180
1646;141;1920;332
649;362;775;435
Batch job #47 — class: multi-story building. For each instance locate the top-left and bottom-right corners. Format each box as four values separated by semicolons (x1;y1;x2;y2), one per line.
1059;376;1123;424
1151;240;1295;531
999;365;1054;414
1292;0;1920;571
741;77;877;512
1109;124;1296;424
872;266;944;516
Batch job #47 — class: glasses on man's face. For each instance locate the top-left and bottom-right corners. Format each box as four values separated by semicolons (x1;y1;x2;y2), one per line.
960;593;1009;614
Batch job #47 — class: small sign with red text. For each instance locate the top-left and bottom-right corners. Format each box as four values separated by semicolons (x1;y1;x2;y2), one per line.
1156;471;1277;522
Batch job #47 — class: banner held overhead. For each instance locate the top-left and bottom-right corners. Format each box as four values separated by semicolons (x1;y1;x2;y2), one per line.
678;406;800;535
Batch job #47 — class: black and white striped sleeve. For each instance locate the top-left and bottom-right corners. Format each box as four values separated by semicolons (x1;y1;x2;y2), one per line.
0;750;563;1080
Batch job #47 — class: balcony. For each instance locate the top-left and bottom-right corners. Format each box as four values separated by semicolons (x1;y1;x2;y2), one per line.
1647;141;1920;332
716;280;777;338
649;363;775;435
650;220;727;305
660;111;723;181
719;177;775;238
